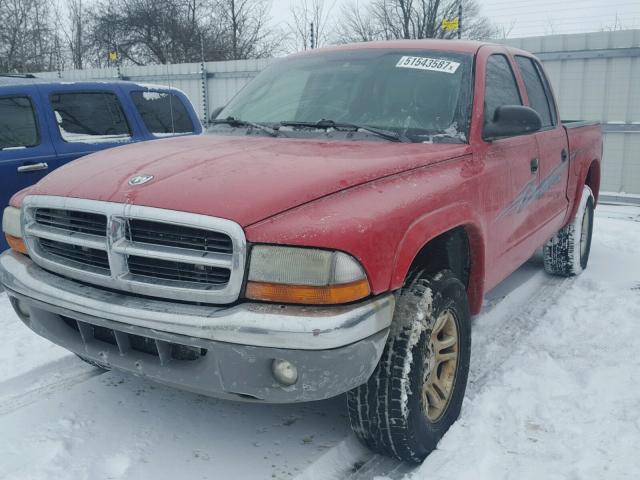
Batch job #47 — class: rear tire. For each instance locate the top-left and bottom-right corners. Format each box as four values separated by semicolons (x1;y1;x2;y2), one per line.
543;185;594;276
347;270;471;462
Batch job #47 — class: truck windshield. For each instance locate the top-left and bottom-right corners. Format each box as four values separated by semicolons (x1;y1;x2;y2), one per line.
218;49;473;143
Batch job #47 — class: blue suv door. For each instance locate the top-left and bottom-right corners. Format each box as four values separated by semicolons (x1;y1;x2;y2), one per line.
0;87;57;250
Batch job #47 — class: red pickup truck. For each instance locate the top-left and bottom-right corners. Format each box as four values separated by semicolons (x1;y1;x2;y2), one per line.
1;40;601;462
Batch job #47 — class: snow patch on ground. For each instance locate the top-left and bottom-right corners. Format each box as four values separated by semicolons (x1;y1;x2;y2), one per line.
395;206;640;480
0;291;70;383
0;204;638;479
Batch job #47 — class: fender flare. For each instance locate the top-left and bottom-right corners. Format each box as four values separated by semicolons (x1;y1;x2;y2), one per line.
389;202;486;314
566;159;600;225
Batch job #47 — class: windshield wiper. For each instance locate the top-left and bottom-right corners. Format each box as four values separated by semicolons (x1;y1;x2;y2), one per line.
280;120;411;143
211;117;279;137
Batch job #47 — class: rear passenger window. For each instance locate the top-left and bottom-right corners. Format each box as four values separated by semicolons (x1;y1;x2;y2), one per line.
484;55;522;125
0;96;39;150
131;91;194;136
50;92;131;143
516;56;554;128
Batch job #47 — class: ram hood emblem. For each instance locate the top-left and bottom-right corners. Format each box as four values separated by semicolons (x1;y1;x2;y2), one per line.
128;175;154;186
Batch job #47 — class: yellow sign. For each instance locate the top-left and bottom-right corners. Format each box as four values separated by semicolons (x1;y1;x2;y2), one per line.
442;18;459;31
108;51;118;62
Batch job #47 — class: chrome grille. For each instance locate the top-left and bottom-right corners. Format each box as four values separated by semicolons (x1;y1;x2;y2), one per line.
127;219;233;254
34;208;107;236
22;196;246;304
127;255;231;285
39;238;110;274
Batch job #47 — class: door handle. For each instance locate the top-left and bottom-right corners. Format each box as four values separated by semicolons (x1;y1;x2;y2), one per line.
561;149;568;162
17;162;49;173
530;158;539;173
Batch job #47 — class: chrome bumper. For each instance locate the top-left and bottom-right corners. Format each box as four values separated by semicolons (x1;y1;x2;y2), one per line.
0;250;394;350
0;250;395;402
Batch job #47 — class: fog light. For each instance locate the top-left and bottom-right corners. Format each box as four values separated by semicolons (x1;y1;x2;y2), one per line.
10;297;30;321
272;359;298;386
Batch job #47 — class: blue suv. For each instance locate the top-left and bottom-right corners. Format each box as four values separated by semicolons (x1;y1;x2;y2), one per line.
0;76;202;250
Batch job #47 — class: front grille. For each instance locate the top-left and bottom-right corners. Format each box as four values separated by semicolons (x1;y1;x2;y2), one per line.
35;208;107;236
128;255;231;285
39;238;110;273
23;197;246;304
127;219;232;254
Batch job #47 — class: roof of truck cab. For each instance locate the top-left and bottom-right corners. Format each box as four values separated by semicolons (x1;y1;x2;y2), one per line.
291;39;526;57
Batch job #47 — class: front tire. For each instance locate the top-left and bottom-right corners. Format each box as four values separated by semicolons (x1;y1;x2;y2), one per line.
347;270;471;462
543;185;594;276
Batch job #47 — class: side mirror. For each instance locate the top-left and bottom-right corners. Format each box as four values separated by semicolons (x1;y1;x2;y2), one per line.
210;106;224;122
483;105;542;141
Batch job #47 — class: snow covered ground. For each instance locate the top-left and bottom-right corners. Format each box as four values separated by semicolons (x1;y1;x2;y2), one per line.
0;203;638;480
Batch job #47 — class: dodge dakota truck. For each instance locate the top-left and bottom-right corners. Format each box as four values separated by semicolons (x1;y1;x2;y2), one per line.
0;40;601;462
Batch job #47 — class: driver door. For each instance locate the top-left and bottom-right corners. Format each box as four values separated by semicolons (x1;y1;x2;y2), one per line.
478;52;541;287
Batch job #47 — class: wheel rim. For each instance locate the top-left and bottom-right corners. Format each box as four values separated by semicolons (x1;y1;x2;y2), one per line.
580;203;591;259
422;309;459;422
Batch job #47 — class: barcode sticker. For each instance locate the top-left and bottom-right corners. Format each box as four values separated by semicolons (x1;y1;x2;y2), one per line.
396;56;460;74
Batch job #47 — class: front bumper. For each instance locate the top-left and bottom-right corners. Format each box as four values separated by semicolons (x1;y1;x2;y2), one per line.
0;250;395;402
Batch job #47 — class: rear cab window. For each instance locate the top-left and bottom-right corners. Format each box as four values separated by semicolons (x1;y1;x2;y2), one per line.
483;54;522;126
0;96;39;150
131;91;194;137
515;56;556;129
50;92;131;143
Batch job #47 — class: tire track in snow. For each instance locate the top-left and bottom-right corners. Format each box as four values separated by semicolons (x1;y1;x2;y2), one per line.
0;355;103;415
467;272;573;397
315;268;574;480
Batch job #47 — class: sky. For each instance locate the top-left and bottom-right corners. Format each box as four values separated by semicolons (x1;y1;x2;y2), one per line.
269;0;640;39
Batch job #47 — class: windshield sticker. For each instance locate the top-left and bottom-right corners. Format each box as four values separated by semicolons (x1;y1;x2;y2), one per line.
396;56;460;74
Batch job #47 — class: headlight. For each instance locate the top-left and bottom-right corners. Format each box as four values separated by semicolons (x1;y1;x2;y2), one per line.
246;246;370;305
2;207;27;254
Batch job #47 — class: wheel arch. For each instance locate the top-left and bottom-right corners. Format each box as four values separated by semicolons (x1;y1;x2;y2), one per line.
566;159;600;227
390;208;486;315
585;160;600;205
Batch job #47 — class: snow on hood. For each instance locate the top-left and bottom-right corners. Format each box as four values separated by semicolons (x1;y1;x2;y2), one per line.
23;135;469;227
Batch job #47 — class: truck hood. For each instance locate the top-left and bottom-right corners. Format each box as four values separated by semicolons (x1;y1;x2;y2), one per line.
25;135;469;227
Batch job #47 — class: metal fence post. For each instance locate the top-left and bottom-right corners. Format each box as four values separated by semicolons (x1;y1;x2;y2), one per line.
201;62;210;128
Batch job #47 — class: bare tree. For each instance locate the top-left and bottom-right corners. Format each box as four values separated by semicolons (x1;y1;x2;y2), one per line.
216;0;277;59
67;0;88;69
286;0;336;52
0;0;57;73
85;0;276;65
334;1;382;43
47;0;91;70
494;20;515;40
334;0;496;44
87;0;230;66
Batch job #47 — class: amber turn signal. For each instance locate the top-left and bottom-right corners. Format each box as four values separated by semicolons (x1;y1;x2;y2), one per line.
5;234;27;255
246;278;371;305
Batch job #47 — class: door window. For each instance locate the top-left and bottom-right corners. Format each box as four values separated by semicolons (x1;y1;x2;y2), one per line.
50;92;131;143
484;55;522;125
131;91;194;136
515;56;555;128
534;60;558;126
0;96;39;150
